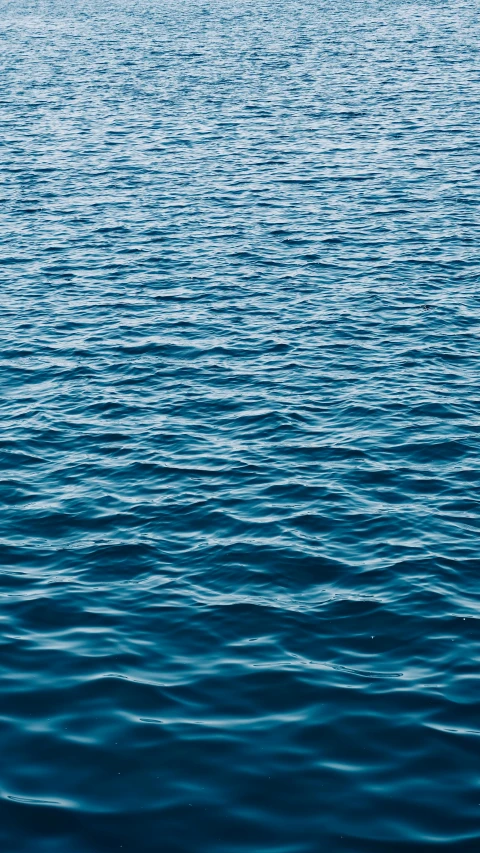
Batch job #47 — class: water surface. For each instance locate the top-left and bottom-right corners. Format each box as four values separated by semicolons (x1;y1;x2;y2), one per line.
1;0;479;850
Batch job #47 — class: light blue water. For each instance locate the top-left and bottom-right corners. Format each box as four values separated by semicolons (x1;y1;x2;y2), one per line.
1;1;479;850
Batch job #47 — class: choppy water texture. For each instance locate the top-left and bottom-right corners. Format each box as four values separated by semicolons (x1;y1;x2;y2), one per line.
1;0;480;850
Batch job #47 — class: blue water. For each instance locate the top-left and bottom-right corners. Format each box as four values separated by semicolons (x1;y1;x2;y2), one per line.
1;0;479;850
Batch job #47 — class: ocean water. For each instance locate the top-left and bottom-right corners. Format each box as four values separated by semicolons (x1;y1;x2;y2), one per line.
1;0;479;850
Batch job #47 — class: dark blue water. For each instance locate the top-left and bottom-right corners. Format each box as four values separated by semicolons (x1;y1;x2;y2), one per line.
1;0;480;850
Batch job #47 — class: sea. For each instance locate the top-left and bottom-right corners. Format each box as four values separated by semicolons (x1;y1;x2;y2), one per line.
1;0;479;850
